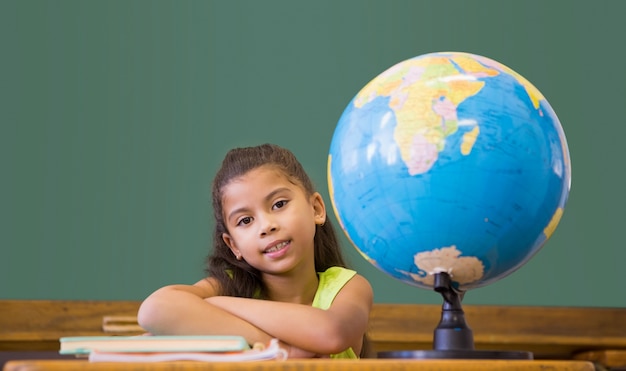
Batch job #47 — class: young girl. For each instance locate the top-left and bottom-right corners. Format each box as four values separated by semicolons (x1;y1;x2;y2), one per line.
138;143;373;358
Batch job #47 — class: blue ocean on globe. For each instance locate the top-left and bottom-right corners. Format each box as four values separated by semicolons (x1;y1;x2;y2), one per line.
328;52;571;290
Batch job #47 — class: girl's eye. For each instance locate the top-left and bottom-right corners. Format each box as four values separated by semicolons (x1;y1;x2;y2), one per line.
273;200;288;209
237;216;252;226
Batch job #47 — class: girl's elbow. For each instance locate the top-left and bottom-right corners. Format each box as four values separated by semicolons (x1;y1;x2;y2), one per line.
137;294;170;333
316;324;355;354
137;299;158;332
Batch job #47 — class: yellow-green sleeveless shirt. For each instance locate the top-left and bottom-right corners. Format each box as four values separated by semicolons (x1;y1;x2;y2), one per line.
312;266;358;359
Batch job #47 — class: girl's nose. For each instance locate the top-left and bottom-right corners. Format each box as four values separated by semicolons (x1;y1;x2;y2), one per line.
259;215;279;236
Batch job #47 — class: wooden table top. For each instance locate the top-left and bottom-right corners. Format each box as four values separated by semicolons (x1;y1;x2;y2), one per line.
3;359;595;371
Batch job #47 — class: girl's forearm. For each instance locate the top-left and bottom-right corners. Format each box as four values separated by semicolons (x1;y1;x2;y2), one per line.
206;296;359;354
137;287;273;345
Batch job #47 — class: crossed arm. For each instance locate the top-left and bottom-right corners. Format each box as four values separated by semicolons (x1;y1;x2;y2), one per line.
137;274;373;357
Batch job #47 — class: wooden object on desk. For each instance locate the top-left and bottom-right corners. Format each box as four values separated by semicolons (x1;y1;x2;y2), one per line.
3;359;596;371
101;316;144;334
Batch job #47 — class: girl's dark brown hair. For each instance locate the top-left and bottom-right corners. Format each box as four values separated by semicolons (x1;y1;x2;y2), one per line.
207;143;347;298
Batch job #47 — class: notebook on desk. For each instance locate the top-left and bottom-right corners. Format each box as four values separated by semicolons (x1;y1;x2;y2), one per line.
59;335;249;355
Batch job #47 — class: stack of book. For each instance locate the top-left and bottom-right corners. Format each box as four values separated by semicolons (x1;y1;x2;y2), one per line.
59;335;287;362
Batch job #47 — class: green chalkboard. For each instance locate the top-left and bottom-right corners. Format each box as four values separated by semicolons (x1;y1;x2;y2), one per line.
2;1;624;307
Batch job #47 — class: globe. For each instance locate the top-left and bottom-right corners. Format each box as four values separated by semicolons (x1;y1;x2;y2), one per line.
328;51;571;291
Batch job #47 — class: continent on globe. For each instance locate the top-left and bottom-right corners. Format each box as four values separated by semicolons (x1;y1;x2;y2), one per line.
352;54;550;176
354;56;488;175
397;246;485;287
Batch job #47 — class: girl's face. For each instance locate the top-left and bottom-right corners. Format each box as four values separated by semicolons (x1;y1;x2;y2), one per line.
220;165;326;276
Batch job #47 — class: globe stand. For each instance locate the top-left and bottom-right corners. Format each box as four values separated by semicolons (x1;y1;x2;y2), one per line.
378;272;533;359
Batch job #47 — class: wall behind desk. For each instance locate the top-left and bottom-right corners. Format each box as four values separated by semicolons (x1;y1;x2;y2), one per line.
2;1;624;307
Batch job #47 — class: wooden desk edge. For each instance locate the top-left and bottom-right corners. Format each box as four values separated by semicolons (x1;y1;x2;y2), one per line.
574;349;626;368
3;359;596;371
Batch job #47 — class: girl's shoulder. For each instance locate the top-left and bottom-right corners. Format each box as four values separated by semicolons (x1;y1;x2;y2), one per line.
318;266;371;289
314;267;372;309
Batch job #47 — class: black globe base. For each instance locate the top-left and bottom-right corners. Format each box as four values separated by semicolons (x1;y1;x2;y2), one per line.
378;272;533;360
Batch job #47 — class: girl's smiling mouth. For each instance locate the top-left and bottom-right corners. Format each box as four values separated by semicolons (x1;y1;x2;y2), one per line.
264;240;290;254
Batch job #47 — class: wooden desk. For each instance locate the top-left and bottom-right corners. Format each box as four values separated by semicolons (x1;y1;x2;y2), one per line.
3;301;626;360
2;359;596;371
2;301;624;370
